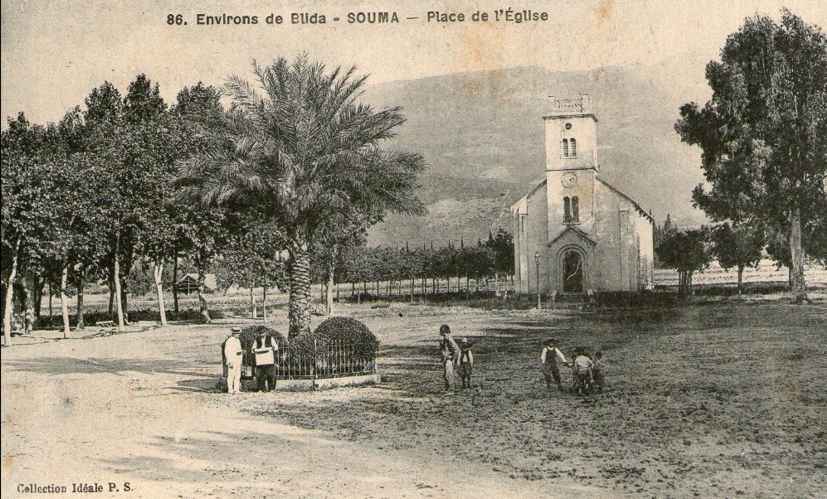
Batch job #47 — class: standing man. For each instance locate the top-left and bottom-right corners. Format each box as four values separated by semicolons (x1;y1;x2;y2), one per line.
224;327;243;394
253;330;278;392
439;324;461;390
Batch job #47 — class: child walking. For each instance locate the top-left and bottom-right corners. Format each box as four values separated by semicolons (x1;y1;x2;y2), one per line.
540;338;569;392
439;325;461;390
457;338;475;389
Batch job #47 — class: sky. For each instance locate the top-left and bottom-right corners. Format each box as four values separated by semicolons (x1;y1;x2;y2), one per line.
2;0;826;125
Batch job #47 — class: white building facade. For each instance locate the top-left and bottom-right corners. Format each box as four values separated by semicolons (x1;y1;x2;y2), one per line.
511;95;655;295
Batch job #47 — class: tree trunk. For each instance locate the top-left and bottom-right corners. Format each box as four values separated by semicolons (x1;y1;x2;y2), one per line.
154;260;167;326
326;248;335;316
789;211;809;304
48;283;53;324
120;278;129;325
197;266;211;323
737;265;744;296
108;268;115;317
250;286;256;319
172;253;179;314
3;237;21;346
114;234;125;332
60;264;70;338
287;238;312;338
262;286;267;321
33;275;43;319
76;271;85;330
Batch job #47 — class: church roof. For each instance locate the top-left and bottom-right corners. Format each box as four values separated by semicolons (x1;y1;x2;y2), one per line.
597;178;654;223
510;177;547;211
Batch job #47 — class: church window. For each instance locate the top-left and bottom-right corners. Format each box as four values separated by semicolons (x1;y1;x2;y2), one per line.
561;139;569;157
570;138;577;157
563;197;571;223
572;196;580;222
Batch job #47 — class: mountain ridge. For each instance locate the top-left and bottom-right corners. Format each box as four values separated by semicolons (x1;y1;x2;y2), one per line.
362;61;710;247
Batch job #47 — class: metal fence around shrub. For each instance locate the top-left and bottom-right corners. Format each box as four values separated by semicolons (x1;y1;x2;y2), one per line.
247;338;377;380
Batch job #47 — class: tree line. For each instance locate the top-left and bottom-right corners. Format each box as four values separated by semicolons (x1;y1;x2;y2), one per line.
326;231;514;299
2;55;428;344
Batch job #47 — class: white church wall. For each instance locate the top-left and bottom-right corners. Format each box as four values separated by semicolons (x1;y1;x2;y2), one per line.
591;181;646;291
635;215;655;289
524;187;550;294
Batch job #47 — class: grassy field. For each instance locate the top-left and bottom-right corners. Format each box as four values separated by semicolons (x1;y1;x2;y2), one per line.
2;298;825;498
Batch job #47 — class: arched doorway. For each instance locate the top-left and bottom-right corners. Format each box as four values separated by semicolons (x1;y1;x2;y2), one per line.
562;250;584;293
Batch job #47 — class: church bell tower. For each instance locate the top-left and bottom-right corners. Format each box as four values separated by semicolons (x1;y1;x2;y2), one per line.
544;95;598;230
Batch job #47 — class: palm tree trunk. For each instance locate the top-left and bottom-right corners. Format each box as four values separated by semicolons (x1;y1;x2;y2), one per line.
3;237;21;346
287;239;312;338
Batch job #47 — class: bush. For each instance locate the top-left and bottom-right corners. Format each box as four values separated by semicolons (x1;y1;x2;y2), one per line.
313;316;380;361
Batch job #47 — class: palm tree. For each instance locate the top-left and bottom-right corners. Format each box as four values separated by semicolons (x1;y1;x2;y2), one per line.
178;55;425;337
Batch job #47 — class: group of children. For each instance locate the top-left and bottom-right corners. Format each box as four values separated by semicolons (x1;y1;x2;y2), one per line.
438;324;606;394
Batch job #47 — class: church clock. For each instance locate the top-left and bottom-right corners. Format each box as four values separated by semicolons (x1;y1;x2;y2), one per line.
561;172;577;188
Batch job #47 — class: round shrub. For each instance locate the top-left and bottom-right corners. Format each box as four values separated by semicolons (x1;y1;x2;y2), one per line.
313;316;380;361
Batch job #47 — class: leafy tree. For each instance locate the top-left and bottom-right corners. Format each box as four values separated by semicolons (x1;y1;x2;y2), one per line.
217;220;288;316
675;9;827;303
485;228;514;293
656;227;712;297
709;223;765;294
178;55;425;337
1;114;55;344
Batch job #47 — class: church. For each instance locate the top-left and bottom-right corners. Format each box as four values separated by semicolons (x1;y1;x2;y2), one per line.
511;95;655;295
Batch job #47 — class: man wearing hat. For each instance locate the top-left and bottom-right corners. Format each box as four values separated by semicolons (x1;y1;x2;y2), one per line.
540;338;569;392
223;327;244;394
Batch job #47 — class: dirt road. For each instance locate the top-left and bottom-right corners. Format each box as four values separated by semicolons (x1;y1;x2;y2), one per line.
1;312;608;499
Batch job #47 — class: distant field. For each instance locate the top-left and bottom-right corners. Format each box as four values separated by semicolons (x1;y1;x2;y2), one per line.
36;260;827;319
654;260;827;287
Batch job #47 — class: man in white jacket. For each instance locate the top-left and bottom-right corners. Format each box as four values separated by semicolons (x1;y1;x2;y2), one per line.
224;327;243;394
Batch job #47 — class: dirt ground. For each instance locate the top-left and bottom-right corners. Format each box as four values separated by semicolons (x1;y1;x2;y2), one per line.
2;297;826;498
